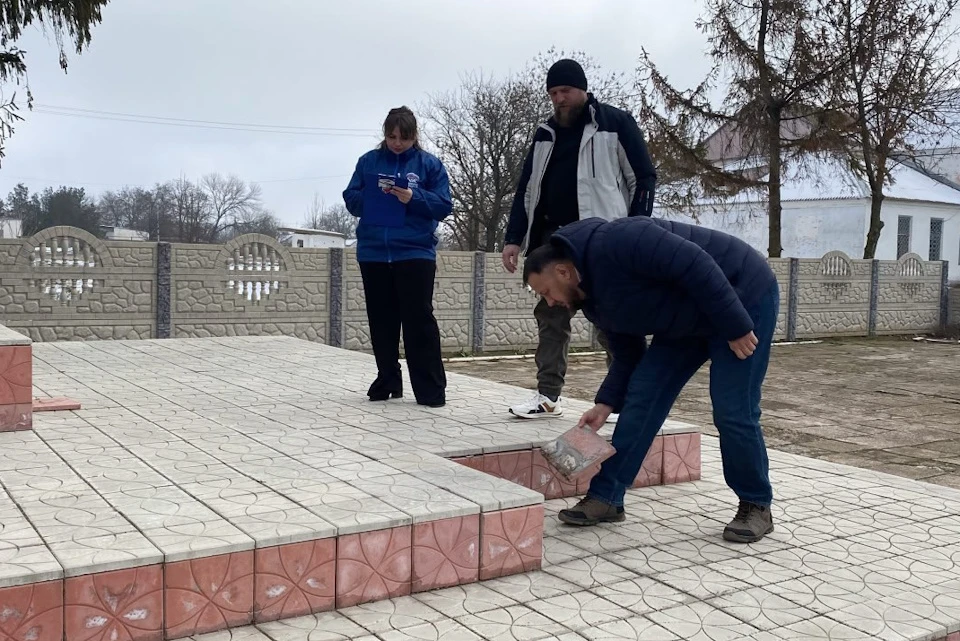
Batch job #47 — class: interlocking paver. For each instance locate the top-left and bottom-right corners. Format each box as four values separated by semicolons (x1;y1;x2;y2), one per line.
0;337;957;640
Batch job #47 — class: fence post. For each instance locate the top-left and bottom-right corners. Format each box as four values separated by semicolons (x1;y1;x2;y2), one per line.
786;258;799;342
156;242;171;339
329;248;344;348
940;260;950;333
472;251;486;354
868;259;880;337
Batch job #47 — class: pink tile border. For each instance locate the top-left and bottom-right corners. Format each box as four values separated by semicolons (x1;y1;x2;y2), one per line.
0;579;63;641
0;345;31;405
164;551;254;638
33;397;82;412
0;402;32;432
65;565;163;641
633;435;664;488
531;450;578;499
450;434;700;495
454;455;485;472
483;450;533;488
479;505;544;581
662;432;702;484
412;515;480;592
254;538;336;623
336;526;412;609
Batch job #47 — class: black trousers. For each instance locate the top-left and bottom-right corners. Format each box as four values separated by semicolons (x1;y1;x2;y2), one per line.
359;259;446;404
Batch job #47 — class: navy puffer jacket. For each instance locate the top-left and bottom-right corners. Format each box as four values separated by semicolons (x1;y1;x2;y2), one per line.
550;217;777;409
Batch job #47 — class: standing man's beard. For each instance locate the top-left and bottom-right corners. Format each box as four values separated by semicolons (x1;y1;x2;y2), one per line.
555;102;586;127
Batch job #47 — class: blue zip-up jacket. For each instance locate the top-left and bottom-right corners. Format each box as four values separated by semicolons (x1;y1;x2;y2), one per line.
551;217;777;410
343;146;453;263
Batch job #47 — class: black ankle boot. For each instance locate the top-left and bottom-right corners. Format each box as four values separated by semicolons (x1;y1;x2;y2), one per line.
369;389;403;402
368;374;402;401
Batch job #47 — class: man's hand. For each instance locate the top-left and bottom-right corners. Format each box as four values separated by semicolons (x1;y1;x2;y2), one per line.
728;331;759;360
577;403;614;432
502;244;521;273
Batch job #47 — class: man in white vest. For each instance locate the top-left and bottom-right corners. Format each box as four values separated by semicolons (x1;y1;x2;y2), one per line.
501;58;657;421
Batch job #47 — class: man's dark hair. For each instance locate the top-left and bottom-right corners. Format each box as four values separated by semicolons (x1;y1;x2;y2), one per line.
522;241;572;285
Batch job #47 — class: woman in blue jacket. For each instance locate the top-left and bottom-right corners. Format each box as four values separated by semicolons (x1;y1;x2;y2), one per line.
342;106;453;407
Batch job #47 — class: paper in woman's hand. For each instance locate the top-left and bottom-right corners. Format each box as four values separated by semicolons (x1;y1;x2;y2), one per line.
541;425;616;481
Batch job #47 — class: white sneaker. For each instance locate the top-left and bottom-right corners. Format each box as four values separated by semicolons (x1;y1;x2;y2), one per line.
509;393;563;419
606;413;619;424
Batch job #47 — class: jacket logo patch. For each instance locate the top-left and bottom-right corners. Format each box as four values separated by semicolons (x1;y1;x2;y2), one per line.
406;172;420;188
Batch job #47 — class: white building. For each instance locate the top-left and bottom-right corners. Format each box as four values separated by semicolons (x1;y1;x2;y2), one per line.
659;155;960;282
99;225;150;241
0;217;21;238
277;227;346;249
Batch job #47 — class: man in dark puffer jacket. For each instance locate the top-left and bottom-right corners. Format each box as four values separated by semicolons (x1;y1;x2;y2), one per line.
523;216;779;543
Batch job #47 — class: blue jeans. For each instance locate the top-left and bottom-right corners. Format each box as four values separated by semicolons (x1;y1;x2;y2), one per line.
588;283;778;508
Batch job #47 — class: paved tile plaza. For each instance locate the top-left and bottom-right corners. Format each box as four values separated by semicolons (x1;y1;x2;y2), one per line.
1;337;959;640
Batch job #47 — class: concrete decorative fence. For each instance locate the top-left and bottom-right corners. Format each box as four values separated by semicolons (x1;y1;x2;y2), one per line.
0;227;951;350
168;234;331;342
0;226;156;341
949;285;960;328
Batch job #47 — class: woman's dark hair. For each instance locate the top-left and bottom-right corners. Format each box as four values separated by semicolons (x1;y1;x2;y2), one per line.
379;106;421;150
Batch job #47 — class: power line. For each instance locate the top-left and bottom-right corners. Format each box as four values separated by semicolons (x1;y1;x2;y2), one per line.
0;173;352;189
35;104;373;133
256;174;351;184
32;105;379;138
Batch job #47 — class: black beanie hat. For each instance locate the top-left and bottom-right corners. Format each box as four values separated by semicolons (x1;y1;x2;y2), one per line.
546;59;588;91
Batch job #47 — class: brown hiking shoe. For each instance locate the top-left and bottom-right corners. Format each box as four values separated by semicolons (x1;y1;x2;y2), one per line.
558;497;625;526
723;501;774;543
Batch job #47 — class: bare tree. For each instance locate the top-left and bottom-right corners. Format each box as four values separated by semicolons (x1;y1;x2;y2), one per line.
421;72;540;251
170;177;209;244
304;194;357;238
824;0;960;258
100;176;267;243
224;208;281;239
99;184;176;240
638;0;842;256
200;173;263;242
0;1;109;164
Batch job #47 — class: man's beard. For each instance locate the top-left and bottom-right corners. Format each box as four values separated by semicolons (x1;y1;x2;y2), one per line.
554;102;586;127
566;286;585;311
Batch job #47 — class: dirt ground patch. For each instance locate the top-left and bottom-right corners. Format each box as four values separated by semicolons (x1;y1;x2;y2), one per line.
447;337;960;489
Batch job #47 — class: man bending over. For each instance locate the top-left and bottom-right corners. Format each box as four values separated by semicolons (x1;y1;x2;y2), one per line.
523;216;778;543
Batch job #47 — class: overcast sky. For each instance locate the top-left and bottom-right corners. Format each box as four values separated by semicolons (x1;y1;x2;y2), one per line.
0;0;711;226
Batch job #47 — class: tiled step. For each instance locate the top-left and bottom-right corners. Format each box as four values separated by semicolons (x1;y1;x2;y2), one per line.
0;430;700;641
0;337;705;640
0;482;544;640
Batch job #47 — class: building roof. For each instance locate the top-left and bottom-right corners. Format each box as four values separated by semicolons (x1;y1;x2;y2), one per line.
689;154;960;207
277;227;345;237
903;89;960;151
